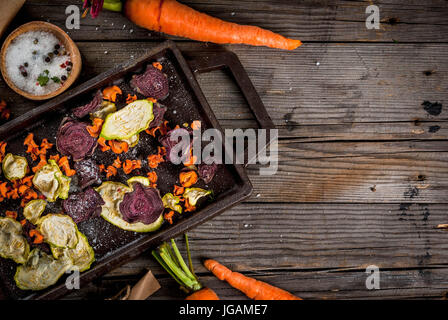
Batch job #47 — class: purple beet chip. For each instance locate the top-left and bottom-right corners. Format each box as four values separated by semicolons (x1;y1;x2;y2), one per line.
148;103;167;129
119;183;163;225
73;90;103;118
63;187;105;224
198;162;218;184
130;65;169;100
56;119;97;161
74;158;101;189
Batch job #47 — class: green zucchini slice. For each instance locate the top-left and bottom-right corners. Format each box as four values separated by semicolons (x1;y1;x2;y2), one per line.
14;248;72;291
51;231;95;272
37;214;79;249
183;188;212;206
32;160;71;202
100;99;154;140
90;101;117;120
23;199;47;224
0;217;29;264
162;193;182;213
2;153;28;181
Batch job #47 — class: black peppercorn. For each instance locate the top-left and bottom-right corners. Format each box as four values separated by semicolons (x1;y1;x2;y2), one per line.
53;50;59;55
33;38;38;44
54;44;60;50
61;75;67;81
24;62;28;67
66;67;71;72
45;56;50;63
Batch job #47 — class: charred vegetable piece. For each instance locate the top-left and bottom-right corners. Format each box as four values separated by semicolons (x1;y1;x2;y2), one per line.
162;193;182;213
37;214;79;249
23;199;47;224
0;217;29;264
90;101;117;120
119;183;164;225
51;231;95;272
73;90;103;118
198;162;218;184
14;248;72;291
100;100;154;140
56;119;97;161
96;181;163;233
32;160;71;202
2;153;28;181
62;187;105;224
148;103;167;129
74;159;101;189
130;65;169;100
183;188;212;206
159;128;191;162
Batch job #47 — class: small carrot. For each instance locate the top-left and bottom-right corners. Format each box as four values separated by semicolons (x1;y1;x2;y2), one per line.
147;171;158;188
40;138;53;153
204;259;302;300
21;176;34;187
126;94;137;104
191;120;201;131
29;229;44;244
173;185;184;196
103;85;122;102
112;156;122;169
185;287;220;300
0;182;9;198
5;210;17;220
32;154;47;173
123;159;141;174
86;118;104;138
179;171;198;188
98;137;111;152
24;133;40;160
152;62;163;71
58;156;76;177
105;165;118;178
125;0;302;50
164;210;175;224
147;154;164;169
108;140;129;154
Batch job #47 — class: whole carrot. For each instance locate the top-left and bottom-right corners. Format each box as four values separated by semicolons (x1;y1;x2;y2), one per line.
204;259;301;300
125;0;302;50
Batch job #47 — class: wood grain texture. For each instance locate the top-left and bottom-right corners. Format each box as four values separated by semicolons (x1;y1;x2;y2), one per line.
14;0;448;42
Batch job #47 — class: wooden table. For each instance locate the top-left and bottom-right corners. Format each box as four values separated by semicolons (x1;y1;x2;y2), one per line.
2;0;448;299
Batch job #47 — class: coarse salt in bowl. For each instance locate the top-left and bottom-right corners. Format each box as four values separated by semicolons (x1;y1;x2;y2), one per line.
0;21;81;100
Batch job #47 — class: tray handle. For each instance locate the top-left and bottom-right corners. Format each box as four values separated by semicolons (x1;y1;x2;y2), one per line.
188;51;276;167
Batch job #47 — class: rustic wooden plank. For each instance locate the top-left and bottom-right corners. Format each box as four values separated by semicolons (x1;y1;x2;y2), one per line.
99;203;448;277
63;268;448;300
1;42;447;141
15;0;448;42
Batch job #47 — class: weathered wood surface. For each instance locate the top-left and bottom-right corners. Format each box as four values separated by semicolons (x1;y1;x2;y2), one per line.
16;0;448;42
1;0;447;299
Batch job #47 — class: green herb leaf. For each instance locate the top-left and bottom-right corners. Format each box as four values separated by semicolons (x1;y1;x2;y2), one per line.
44;70;49;75
37;74;49;86
51;76;61;83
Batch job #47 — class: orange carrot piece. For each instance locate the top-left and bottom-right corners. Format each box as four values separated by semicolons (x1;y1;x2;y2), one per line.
123;159;141;174
98;164;106;172
204;259;302;300
5;210;17;220
126;94;137;104
164;210;175;224
108;140;129;154
184;199;196;212
49;154;60;162
183;150;197;167
29;229;44;244
21;176;34;187
40;138;53;152
179;171;198;187
58;156;76;177
0;141;6;162
103;85;122;102
32;155;47;173
86;118;104;138
0;182;9;198
98;137;111;152
20;219;26;226
185;287;220;300
18;185;29;196
147;171;158;184
112;156;122;169
125;0;302;50
191;120;201;131
7;188;19;200
147;154;164;169
173;185;184;196
106;165;118;178
152;62;163;70
147;97;157;103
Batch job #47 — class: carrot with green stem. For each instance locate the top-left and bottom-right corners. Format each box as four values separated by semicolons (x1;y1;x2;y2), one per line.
204;259;302;300
152;234;219;300
124;0;301;50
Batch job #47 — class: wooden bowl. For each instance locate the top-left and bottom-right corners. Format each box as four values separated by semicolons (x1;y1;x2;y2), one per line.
0;21;81;100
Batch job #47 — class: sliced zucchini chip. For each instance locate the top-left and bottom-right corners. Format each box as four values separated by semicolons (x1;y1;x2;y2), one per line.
37;214;79;249
162;193;182;213
183;188;212;206
32;160;71;202
2;153;28;181
23;199;47;224
100;100;154;140
120;133;139;148
127;176;150;189
96;181;163;233
51;231;95;272
14;248;72;291
0;217;29;264
90;101;117;120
